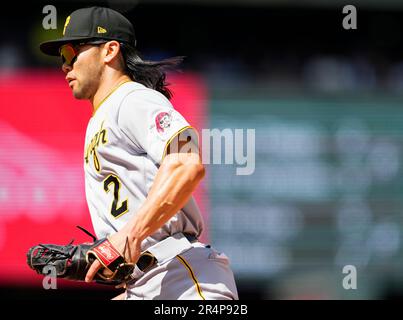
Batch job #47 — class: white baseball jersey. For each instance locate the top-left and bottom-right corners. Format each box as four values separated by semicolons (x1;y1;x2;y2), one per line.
83;81;204;252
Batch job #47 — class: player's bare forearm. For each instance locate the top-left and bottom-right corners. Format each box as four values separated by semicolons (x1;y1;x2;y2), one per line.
85;144;204;282
124;152;205;247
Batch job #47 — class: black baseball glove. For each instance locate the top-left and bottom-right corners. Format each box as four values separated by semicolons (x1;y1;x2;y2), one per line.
26;226;135;286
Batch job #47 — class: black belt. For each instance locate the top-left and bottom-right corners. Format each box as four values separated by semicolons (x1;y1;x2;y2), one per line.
136;233;198;272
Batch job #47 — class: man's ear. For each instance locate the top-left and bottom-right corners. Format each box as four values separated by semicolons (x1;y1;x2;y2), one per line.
103;41;121;64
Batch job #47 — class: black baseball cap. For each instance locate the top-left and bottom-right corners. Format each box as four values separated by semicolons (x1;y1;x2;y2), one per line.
40;6;136;56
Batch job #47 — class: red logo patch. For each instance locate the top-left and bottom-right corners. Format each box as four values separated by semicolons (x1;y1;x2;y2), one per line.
155;112;171;133
92;240;120;266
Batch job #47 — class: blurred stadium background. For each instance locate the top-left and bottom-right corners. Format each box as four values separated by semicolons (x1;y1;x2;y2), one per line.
1;0;403;300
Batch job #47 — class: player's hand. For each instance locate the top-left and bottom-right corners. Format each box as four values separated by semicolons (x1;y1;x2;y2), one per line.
85;228;142;283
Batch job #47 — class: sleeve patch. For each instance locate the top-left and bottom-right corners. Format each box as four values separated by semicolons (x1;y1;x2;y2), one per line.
155;111;172;134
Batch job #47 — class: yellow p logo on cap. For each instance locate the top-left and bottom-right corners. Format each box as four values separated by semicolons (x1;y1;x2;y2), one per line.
63;16;71;35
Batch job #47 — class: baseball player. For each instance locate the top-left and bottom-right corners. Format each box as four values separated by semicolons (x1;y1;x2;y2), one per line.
39;6;238;300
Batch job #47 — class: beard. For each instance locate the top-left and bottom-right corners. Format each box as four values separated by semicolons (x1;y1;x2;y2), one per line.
71;63;102;100
72;80;95;100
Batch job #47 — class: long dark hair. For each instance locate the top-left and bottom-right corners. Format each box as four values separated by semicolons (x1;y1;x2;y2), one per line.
119;42;184;100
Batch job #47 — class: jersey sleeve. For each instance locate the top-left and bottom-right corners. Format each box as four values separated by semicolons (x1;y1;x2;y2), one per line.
117;89;193;164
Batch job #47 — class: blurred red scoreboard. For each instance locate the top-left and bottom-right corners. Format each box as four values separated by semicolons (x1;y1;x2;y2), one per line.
0;71;208;285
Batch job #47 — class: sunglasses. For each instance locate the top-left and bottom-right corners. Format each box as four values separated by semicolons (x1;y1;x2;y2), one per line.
59;40;107;66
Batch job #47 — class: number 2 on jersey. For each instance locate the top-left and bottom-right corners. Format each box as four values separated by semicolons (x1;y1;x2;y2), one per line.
103;175;128;218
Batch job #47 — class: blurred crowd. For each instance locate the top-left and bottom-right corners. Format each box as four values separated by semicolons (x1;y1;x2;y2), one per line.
1;3;403;95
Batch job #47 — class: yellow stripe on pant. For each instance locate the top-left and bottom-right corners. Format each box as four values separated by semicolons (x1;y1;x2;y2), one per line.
176;255;206;300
